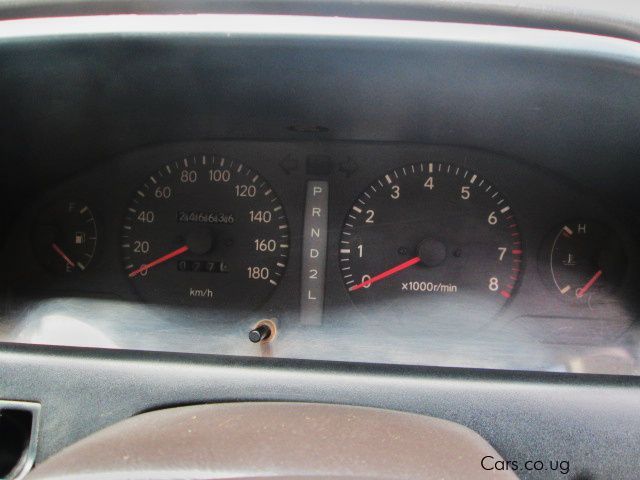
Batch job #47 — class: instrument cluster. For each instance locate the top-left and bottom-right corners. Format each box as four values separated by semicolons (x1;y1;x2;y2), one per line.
1;141;638;375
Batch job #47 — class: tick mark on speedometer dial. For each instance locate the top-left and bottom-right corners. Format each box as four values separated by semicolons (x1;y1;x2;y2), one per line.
340;162;523;324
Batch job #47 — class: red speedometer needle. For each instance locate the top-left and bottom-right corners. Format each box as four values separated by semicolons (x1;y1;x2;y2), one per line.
51;243;75;268
128;245;189;278
349;256;421;292
576;269;603;298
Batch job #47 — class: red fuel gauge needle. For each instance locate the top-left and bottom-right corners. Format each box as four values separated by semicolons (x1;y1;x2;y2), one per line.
128;245;189;278
51;243;75;268
576;269;603;298
349;256;421;292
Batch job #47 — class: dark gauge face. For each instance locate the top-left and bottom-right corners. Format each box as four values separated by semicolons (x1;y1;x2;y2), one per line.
340;162;522;326
32;200;98;274
121;155;289;310
549;221;626;307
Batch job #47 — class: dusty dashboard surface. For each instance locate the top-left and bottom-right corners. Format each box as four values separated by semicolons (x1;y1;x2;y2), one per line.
0;14;639;377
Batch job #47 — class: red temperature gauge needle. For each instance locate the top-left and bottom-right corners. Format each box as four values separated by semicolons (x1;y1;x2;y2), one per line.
128;245;189;278
349;256;421;292
576;269;603;298
51;243;75;268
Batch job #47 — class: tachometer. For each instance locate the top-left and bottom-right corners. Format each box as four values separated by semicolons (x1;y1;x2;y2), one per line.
340;162;522;324
121;155;289;310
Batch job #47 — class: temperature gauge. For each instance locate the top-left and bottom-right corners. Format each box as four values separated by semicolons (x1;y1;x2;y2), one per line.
32;200;98;274
548;221;626;307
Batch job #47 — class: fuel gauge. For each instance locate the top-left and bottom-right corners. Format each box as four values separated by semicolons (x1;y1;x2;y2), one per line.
548;221;626;307
32;200;98;274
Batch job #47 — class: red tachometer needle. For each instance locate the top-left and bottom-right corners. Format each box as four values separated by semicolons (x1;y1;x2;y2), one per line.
51;243;75;268
128;245;189;278
576;269;603;298
349;256;421;292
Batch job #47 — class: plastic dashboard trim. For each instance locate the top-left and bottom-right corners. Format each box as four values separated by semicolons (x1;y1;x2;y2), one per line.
2;343;640;478
0;13;640;65
0;0;640;45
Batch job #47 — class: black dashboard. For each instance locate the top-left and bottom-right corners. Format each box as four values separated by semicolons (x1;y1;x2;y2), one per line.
1;4;640;479
3;141;639;374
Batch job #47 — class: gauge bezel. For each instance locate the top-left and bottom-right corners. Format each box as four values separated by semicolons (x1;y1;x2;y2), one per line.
338;160;524;325
540;219;629;308
119;154;290;310
31;198;100;275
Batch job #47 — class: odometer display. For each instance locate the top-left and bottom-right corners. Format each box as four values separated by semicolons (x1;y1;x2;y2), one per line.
340;162;522;325
121;155;289;309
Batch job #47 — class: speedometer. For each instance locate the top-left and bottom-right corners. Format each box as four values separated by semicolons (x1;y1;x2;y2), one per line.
340;161;522;325
121;155;289;310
